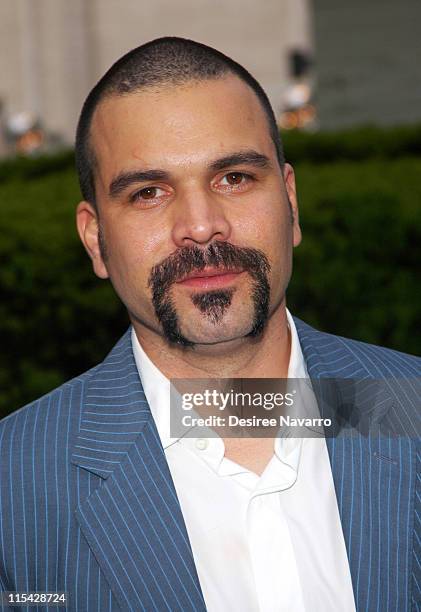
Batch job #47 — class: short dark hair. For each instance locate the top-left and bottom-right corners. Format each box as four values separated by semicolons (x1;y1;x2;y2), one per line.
75;36;284;207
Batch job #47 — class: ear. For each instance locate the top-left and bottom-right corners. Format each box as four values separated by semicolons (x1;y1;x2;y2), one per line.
282;163;302;247
76;201;109;279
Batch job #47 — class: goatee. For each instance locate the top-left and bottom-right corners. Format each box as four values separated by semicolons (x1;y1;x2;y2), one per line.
148;241;271;347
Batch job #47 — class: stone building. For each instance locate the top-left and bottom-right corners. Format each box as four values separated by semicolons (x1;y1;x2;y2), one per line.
0;0;420;152
0;0;313;149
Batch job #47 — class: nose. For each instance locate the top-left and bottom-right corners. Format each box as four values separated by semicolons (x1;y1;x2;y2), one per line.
171;188;232;248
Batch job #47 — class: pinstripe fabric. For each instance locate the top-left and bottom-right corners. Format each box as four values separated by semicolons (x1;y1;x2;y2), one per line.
0;319;420;611
0;368;119;611
0;334;206;612
297;319;421;612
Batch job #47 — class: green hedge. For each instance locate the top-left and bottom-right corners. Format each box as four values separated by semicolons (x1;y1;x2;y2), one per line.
288;157;420;351
1;125;420;417
282;124;421;163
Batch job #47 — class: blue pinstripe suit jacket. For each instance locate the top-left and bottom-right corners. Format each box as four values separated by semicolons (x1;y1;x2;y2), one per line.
1;317;420;611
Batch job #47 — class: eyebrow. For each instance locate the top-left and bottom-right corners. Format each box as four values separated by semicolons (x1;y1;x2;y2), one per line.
208;150;272;172
109;169;170;199
108;149;272;199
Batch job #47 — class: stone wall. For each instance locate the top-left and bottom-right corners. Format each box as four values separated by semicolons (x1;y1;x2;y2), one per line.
314;0;421;128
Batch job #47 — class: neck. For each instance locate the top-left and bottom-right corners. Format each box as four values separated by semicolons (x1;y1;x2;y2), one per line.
131;302;291;380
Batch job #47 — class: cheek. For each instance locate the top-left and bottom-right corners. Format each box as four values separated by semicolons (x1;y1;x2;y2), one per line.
105;215;164;269
240;200;291;256
254;206;294;286
103;228;149;289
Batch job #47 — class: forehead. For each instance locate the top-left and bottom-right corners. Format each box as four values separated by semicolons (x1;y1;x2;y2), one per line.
90;76;275;182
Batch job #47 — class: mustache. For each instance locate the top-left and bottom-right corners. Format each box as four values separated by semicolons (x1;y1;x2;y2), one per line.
148;241;271;291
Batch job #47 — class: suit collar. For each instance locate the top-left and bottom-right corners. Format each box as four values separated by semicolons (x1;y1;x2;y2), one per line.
293;316;395;431
71;316;324;480
70;328;152;479
71;317;394;479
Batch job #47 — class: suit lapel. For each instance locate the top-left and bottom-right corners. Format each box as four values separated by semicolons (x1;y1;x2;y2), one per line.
71;330;206;611
295;317;416;611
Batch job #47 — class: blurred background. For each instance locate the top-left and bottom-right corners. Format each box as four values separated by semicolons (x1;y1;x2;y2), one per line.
0;0;420;416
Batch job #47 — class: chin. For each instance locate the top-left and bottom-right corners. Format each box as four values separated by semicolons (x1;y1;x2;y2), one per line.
156;289;269;348
179;318;256;346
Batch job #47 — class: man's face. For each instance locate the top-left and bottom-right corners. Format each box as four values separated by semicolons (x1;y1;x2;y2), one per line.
77;75;301;347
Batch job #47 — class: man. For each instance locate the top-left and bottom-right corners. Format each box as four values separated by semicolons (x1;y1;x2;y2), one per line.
0;37;419;612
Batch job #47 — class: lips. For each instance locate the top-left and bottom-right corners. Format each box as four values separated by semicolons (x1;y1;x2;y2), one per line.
176;267;245;289
177;267;243;282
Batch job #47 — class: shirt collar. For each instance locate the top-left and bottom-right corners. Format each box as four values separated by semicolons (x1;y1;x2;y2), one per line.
131;309;308;449
285;308;309;379
132;308;309;450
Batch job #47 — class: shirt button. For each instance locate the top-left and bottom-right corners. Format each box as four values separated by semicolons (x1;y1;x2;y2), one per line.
195;438;208;451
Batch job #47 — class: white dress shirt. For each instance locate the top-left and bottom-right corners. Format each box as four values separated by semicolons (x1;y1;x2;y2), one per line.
131;310;356;611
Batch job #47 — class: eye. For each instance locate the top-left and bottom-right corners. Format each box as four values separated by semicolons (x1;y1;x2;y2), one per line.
129;186;167;205
217;172;253;189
